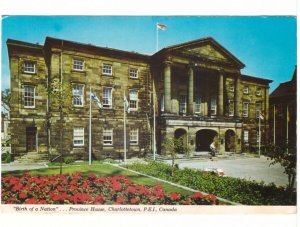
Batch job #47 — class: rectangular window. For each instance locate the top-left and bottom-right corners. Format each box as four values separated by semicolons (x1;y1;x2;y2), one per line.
256;87;261;96
194;96;202;114
244;130;249;143
243;86;249;94
103;128;113;146
129;68;138;78
102;64;112;75
256;102;262;118
160;95;164;112
229;99;234;116
73;84;84;107
130;128;139;145
23;62;35;73
229;84;234;92
102;87;112;108
179;95;187;114
23;86;35;108
129;89;138;110
210;98;217;116
243;102;249;117
73;59;84;71
73;127;84;146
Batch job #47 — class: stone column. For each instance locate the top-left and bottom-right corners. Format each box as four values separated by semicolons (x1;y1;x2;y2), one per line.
163;62;171;113
218;72;224;116
234;75;241;117
187;66;194;115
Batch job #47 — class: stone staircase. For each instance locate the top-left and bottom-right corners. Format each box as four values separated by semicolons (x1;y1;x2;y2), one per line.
13;152;49;164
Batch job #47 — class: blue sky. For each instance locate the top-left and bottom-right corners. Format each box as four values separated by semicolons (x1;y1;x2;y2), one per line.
1;16;296;92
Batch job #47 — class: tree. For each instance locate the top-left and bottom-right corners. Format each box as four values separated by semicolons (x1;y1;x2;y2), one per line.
1;89;11;112
162;135;188;176
266;143;296;201
48;77;73;174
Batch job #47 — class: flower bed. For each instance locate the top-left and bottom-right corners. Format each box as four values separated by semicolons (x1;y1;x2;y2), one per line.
1;172;222;205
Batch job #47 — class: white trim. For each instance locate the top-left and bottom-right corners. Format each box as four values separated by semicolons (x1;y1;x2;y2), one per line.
102;87;113;109
129;68;138;79
243;102;249;117
103;128;113;146
72;59;85;71
102;63;113;75
129;89;138;111
23;61;36;74
73;127;85;146
72;84;85;107
23;85;35;108
243;86;249;94
130;128;139;145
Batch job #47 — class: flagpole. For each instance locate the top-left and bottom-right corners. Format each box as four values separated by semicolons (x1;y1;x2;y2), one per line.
286;104;289;154
153;81;156;161
156;23;158;51
124;90;127;163
273;104;276;145
89;87;92;165
258;111;261;158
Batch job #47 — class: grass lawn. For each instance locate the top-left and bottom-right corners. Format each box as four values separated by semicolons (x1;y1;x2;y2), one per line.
1;163;192;196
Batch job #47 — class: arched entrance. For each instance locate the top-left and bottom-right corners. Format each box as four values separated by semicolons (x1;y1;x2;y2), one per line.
174;128;187;154
225;129;236;152
196;129;218;151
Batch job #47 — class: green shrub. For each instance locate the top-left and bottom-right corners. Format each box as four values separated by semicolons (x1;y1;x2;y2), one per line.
64;156;75;164
124;161;295;205
1;152;13;163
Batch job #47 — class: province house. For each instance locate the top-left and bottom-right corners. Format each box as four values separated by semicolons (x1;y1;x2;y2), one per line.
7;37;272;161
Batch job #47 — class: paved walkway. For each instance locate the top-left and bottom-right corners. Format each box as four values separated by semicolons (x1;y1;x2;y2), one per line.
1;163;48;172
165;156;291;187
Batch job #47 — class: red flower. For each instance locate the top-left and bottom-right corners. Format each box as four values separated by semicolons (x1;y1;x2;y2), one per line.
94;195;105;204
25;198;38;204
88;173;96;180
111;181;122;191
19;192;28;199
130;198;139;204
190;192;205;199
170;193;180;200
184;200;191;205
125;186;136;194
115;197;126;204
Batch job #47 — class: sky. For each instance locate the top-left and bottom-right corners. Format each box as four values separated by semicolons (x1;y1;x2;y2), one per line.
1;16;297;92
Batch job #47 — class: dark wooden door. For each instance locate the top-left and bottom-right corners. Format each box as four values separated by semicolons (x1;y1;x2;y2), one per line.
26;127;37;152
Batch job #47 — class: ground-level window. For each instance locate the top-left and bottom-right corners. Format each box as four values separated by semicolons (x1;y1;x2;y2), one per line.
129;89;138;110
103;128;113;146
23;86;35;108
243;102;249;117
130;128;138;145
73;127;84;146
179;95;187;114
194;96;202;114
228;99;234;116
210;98;217;116
73;84;84;107
103;87;112;108
243;130;249;143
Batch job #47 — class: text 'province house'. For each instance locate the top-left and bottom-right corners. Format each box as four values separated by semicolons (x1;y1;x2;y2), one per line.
7;37;272;160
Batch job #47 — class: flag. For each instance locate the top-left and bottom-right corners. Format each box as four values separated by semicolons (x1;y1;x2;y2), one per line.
157;23;167;30
259;113;264;120
90;92;102;109
124;95;130;113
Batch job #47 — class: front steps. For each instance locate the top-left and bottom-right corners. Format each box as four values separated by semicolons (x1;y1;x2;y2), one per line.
13;152;49;164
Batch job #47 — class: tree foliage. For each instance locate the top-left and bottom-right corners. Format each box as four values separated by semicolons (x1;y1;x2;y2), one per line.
1;89;11;112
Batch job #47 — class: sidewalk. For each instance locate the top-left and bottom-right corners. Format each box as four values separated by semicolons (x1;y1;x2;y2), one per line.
1;163;48;172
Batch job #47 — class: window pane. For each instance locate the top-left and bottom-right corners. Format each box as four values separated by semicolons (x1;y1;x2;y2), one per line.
103;128;113;145
23;62;35;73
180;95;187;113
103;64;112;75
195;97;201;114
73;84;84;106
130;129;138;145
24;86;35;107
73;60;84;71
129;68;138;78
73;127;84;146
103;87;112;108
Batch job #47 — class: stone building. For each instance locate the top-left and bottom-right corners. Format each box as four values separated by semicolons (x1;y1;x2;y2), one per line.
7;37;272;161
269;67;296;148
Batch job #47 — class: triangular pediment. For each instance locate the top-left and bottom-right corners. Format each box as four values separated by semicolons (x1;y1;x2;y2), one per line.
160;37;245;69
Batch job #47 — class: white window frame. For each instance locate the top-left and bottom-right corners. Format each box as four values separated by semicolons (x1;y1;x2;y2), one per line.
23;62;36;74
256;102;262;118
73;84;84;107
243;86;249;94
23;86;35;108
160;95;164;112
73;59;84;71
228;99;234;117
179;95;187;114
102;64;112;75
210;98;217;116
129;68;138;79
73;127;84;146
243;102;249;117
256;87;262;96
102;87;113;109
129;89;138;111
103;128;113;146
229;84;234;92
243;130;249;143
130;128;139;145
194;96;202;114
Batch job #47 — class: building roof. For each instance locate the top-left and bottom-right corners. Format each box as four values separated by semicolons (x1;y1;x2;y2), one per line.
241;74;273;84
153;37;246;69
270;67;297;99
